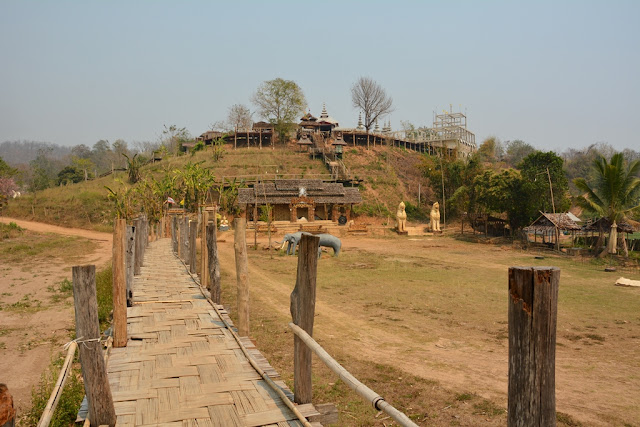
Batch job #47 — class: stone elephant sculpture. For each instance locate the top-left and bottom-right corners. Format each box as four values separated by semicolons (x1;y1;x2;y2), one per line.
314;233;342;257
274;232;305;255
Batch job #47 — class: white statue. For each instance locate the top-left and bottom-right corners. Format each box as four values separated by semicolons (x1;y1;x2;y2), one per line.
430;202;441;232
396;201;407;232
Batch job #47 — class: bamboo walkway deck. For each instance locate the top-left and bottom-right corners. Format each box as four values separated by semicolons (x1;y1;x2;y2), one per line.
106;239;321;426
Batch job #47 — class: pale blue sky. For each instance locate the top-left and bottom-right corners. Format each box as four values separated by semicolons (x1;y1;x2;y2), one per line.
1;1;638;151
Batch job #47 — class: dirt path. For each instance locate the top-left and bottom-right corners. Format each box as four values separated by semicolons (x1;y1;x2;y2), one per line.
0;217;113;415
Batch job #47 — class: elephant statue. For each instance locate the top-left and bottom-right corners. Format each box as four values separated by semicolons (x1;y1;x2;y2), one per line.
275;232;342;257
275;232;305;255
315;233;342;257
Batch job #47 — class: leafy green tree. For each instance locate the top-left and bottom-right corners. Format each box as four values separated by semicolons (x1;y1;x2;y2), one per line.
574;153;640;256
252;78;307;143
0;156;18;177
518;151;570;214
57;166;85;185
174;162;215;211
472;168;534;232
72;156;95;181
503;140;536;167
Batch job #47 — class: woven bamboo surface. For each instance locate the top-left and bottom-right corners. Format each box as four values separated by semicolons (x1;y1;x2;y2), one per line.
107;239;321;426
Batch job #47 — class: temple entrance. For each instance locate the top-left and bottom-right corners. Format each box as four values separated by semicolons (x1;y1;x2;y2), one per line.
296;207;309;221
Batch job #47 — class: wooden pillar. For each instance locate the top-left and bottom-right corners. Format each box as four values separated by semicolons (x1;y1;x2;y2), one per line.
133;218;142;275
200;210;209;290
207;223;222;304
125;225;135;307
72;265;117;426
233;218;249;337
112;219;127;348
189;220;197;274
171;216;178;253
309;204;315;222
181;217;189;262
508;267;559;427
291;205;297;223
290;234;320;404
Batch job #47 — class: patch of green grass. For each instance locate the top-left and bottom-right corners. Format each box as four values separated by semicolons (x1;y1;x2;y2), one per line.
0;221;24;240
557;411;583;426
455;392;474;401
25;353;85;427
472;399;505;416
96;265;113;329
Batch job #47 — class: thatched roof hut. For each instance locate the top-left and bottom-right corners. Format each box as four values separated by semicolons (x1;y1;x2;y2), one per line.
526;212;582;233
583;217;636;234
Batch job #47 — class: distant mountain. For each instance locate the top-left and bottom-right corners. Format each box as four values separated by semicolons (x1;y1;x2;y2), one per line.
0;140;72;165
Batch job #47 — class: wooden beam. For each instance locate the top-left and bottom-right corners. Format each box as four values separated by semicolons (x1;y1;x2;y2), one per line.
112;219;127;347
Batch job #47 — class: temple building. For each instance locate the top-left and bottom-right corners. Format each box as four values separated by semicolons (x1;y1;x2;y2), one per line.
237;179;362;224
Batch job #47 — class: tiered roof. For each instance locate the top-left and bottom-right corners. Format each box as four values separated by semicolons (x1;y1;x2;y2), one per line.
238;180;362;205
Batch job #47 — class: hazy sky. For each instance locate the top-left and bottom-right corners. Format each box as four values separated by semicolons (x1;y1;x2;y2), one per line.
1;1;638;151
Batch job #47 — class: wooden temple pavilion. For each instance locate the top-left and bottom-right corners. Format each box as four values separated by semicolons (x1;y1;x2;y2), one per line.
237;179;362;223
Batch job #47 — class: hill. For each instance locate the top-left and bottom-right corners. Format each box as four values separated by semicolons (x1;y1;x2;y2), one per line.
2;142;433;230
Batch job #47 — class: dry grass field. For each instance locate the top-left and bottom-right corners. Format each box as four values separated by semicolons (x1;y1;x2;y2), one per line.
213;231;640;426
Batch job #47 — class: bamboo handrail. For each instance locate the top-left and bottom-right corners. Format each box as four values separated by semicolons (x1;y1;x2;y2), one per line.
36;342;78;427
288;323;419;427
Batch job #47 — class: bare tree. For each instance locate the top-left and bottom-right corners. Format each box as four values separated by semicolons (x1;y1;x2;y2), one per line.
351;77;394;147
227;104;253;131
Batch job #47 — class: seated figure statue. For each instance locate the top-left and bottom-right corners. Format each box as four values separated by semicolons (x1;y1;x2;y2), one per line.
396;201;407;233
430;202;441;232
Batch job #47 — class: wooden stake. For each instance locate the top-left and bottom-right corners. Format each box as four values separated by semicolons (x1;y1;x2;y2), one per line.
200;210;209;290
233;218;249;337
72;265;116;426
125;225;135;307
290;233;320;404
133;218;142;275
508;267;559;427
207;223;222;304
171;216;178;253
189;220;197;274
112;219;127;347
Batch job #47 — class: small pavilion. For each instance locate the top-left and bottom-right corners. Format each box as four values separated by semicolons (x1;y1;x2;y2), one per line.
237;179;362;223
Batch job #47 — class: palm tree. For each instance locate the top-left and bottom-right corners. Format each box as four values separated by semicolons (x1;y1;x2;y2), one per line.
574;153;640;256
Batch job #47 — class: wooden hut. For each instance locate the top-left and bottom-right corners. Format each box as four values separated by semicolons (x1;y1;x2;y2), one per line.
525;212;581;247
237;179;362;224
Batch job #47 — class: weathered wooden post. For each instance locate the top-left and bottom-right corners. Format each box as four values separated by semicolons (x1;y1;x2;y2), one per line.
181;217;189;262
133;218;142;275
112;219;127;348
200;209;209;290
233;218;249;337
125;225;135;307
171;215;178;253
508;267;559;427
290;233;320;404
72;265;116;426
207;222;221;304
189;220;197;274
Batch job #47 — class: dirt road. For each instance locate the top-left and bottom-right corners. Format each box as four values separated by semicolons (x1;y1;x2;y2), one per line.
0;217;112;414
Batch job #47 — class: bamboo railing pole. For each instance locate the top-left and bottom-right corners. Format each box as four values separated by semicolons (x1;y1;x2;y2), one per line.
207;222;221;304
288;323;419;427
36;342;77;427
125;225;135;307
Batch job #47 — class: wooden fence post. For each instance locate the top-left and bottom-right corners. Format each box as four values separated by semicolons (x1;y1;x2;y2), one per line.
171;216;178;253
181;217;189;262
200;209;209;290
125;225;135;307
290;233;320;404
72;265;116;426
508;267;559;427
233;218;249;337
189;220;197;274
112;219;127;348
207;223;221;304
133;218;142;275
